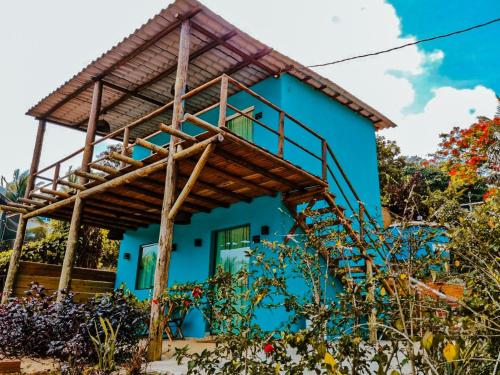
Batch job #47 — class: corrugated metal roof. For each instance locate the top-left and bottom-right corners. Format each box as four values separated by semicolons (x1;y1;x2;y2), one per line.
26;0;395;138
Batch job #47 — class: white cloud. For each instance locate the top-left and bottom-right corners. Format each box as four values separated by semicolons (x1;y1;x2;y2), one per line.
385;85;498;157
204;0;497;156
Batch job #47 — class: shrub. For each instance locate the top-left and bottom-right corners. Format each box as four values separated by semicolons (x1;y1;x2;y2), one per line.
0;285;148;366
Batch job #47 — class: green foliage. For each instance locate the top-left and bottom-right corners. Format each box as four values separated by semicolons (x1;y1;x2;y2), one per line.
0;169;28;202
88;317;120;373
0;219;120;271
0;286;148;368
169;201;499;374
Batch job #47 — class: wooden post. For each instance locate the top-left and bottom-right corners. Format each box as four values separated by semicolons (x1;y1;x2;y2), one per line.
148;19;191;361
321;139;327;181
218;75;228;127
168;143;215;220
81;80;103;180
1;120;46;304
360;203;377;343
278;111;285;157
57;80;102;301
56;196;83;301
120;127;130;168
52;163;60;191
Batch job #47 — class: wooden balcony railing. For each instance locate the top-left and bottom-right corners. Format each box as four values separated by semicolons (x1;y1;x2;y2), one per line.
27;74;372;228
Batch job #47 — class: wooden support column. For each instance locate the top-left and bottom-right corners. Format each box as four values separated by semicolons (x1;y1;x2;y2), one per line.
148;19;191;361
81;80;103;178
168;143;215;220
57;196;83;301
120;127;130;168
57;80;102;301
278;111;285;157
218;75;228;127
321;139;327;181
360;203;377;343
1;120;45;304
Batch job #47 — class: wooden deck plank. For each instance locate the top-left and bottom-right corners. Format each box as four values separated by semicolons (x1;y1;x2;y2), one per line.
31;133;324;229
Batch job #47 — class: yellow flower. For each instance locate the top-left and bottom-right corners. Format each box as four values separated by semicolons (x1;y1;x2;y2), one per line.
454;260;460;267
380;287;386;296
443;342;459;363
324;352;337;369
275;363;281;374
399;273;407;280
422;331;433;351
394;319;404;331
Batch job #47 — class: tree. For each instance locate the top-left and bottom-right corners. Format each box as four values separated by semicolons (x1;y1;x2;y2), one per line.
376;136;449;220
0;170;46;247
432;117;499;193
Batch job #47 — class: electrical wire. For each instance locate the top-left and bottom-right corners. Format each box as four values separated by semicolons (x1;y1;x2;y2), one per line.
307;17;500;68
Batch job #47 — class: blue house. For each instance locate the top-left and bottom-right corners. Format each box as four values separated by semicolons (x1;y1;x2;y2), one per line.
2;0;395;358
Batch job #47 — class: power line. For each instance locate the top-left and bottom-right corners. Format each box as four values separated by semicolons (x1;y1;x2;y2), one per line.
307;17;500;68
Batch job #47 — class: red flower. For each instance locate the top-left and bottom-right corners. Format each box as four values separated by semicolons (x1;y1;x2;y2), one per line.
422;160;430;167
483;189;497;201
449;169;457;176
183;300;191;307
152;298;159;305
264;343;274;354
192;287;203;299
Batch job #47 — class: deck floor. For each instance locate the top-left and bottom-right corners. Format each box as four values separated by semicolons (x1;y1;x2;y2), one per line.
42;132;326;231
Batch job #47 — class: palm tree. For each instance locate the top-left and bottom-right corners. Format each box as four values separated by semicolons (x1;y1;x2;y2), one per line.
0;170;46;246
1;169;29;202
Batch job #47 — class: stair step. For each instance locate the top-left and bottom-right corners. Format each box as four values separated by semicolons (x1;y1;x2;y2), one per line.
308;219;342;231
304;207;332;216
283;186;326;204
335;266;365;274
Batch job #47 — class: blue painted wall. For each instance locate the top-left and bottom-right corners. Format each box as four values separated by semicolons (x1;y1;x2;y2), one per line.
116;73;382;337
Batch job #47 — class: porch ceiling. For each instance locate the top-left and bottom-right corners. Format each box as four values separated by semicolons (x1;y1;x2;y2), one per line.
26;0;395;138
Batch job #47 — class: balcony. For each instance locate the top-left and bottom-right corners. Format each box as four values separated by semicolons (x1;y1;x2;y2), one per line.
3;75;358;232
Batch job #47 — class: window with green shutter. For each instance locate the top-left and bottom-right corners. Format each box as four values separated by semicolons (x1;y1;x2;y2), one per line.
226;108;253;141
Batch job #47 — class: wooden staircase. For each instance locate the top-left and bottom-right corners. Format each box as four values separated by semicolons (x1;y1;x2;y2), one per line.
283;187;393;293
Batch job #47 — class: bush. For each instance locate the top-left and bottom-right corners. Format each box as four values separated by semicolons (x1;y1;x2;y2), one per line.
0;284;148;366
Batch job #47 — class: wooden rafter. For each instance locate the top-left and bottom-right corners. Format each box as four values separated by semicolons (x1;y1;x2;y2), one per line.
76;30;237;128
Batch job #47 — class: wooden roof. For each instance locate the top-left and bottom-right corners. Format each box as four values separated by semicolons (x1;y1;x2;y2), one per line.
26;0;395;139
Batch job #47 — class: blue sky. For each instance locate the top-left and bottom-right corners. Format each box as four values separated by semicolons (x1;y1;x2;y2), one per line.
390;0;499;113
0;0;498;179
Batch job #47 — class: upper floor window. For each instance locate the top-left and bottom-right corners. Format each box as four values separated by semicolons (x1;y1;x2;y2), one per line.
226;107;253;141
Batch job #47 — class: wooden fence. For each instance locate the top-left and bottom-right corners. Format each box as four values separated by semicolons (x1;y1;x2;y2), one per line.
12;261;116;302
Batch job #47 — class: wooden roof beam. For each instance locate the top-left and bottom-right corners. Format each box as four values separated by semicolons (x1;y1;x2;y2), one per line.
102;81;165;107
189;21;276;76
76;30;237;127
225;48;273;76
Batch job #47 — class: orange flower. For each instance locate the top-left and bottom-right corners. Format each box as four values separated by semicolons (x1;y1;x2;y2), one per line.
483;189;497;201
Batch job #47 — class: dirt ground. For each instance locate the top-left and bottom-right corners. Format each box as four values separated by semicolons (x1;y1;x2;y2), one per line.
5;338;213;374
